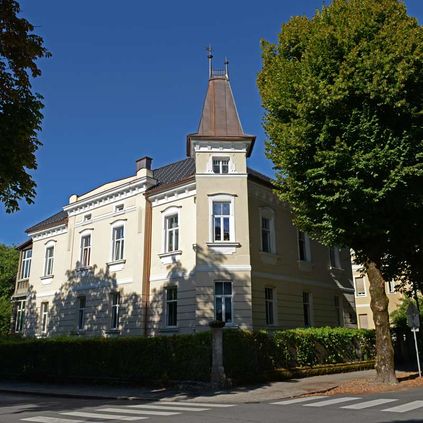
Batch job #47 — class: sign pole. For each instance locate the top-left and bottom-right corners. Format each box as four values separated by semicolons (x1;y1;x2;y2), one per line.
412;328;422;378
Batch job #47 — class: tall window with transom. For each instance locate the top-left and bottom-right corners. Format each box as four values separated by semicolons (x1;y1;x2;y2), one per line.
165;287;177;327
212;158;229;174
215;281;232;323
20;249;32;279
44;246;54;276
213;202;231;242
265;287;275;325
80;234;91;267
165;215;179;252
112;226;124;261
110;292;120;330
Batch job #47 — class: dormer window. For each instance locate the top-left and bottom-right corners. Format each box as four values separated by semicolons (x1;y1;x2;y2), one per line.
213;158;229;174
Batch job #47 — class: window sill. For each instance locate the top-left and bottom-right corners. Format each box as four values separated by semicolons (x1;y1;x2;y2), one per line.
106;259;126;272
104;329;120;336
40;275;54;284
17;277;29;283
41;275;54;280
158;250;182;265
207;242;240;255
159;327;179;333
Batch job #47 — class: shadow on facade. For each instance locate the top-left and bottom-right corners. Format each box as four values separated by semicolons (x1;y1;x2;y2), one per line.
148;244;252;335
25;263;143;337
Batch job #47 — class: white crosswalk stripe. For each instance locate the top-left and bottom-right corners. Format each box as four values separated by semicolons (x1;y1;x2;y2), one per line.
342;398;398;409
129;404;210;412
271;396;327;405
157;401;235;408
60;411;147;420
22;418;83;423
99;407;180;416
303;397;361;407
382;400;423;413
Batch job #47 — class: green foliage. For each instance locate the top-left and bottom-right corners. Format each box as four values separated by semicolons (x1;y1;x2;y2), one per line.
0;328;375;384
390;295;423;329
0;244;19;335
257;0;423;276
0;0;51;212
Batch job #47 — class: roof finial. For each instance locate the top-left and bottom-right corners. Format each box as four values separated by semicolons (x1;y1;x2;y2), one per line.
206;44;213;79
224;57;229;80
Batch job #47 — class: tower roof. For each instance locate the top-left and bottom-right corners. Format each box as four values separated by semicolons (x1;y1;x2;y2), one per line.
187;69;255;157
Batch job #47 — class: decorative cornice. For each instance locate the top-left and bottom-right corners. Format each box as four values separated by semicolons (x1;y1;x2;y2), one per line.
149;182;196;207
31;225;68;241
64;176;155;216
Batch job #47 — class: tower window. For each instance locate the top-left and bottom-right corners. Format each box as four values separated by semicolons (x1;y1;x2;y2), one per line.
212;158;229;174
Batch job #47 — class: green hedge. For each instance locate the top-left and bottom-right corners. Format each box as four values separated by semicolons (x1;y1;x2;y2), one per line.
0;327;375;384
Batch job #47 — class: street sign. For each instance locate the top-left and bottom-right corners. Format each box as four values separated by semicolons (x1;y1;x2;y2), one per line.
407;303;420;328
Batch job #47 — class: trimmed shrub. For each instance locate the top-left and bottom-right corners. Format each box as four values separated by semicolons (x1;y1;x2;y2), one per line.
0;327;375;385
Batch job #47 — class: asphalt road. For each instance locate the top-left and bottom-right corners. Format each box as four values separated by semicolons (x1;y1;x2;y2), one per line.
1;388;422;423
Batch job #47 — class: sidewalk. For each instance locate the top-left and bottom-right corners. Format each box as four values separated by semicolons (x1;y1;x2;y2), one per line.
0;369;376;403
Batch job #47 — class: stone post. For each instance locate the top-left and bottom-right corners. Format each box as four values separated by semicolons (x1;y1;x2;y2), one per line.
209;320;226;388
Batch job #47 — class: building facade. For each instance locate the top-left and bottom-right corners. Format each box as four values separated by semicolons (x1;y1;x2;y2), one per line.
352;264;402;329
12;66;357;337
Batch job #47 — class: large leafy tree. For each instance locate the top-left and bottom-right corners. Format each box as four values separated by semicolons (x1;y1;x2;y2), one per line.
0;243;19;334
258;0;423;384
0;0;50;212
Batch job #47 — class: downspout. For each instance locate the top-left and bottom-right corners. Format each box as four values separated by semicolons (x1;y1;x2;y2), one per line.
142;196;153;336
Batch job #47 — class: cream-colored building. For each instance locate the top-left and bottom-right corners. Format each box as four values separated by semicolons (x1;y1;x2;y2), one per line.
12;65;357;337
352;264;402;329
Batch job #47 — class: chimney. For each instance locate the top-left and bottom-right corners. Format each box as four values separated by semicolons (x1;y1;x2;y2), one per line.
136;156;152;172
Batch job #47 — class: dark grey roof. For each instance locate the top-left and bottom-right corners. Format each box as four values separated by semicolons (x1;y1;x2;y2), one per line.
26;210;68;234
247;167;274;186
152;158;195;188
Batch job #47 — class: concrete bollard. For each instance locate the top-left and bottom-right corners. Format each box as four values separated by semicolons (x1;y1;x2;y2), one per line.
209;320;226;389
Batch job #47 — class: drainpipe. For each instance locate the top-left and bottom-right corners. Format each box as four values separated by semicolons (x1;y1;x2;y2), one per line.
142;197;153;336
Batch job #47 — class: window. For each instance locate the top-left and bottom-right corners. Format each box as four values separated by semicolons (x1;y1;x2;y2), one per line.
262;217;272;253
354;277;366;297
329;247;342;269
265;287;275;325
80;234;91;267
112;225;124;261
359;314;369;329
15;300;26;333
44;245;54;276
215;281;232;323
20;248;32;279
334;296;343;326
110;292;120;330
165;214;179;252
298;231;311;262
303;292;312;327
78;296;86;330
165;287;177;327
40;302;49;334
213;202;231;242
83;214;91;222
212;157;229;174
387;280;396;294
115;204;124;213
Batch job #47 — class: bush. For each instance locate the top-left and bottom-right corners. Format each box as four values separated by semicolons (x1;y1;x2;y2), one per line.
0;327;375;385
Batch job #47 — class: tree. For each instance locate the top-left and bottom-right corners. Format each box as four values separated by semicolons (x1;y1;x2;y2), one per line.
0;243;19;334
0;0;50;212
390;294;423;329
258;0;423;383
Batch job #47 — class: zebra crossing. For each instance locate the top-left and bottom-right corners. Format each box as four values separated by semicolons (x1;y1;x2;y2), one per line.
20;401;236;423
271;395;423;414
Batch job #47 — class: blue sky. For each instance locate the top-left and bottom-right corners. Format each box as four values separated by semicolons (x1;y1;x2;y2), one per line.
1;0;422;245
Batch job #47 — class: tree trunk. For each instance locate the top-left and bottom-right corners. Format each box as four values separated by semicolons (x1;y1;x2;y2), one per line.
367;261;398;384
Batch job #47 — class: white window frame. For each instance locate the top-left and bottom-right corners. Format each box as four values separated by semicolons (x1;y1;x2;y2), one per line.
358;313;369;329
303;292;313;327
40;302;49;334
20;248;32;280
354;276;367;297
77;296;86;330
265;287;276;326
80;232;92;268
165;286;178;328
15;299;26;333
214;281;233;323
260;208;276;254
297;231;311;262
387;280;396;294
43;241;55;277
208;194;235;243
111;221;125;262
110;292;120;330
329;247;342;269
212;156;230;174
